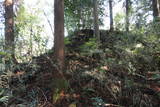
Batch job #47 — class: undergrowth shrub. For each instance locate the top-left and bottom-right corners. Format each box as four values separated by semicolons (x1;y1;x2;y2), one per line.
79;38;98;52
99;21;160;78
0;70;12;106
0;88;9;106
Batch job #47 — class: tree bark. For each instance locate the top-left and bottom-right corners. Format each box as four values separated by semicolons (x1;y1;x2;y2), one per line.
125;0;130;32
159;0;160;11
152;0;160;19
109;0;114;31
93;0;100;43
4;0;16;63
54;0;65;71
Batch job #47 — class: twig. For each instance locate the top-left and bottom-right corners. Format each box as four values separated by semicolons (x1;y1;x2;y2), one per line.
36;87;48;102
104;103;124;107
43;10;54;37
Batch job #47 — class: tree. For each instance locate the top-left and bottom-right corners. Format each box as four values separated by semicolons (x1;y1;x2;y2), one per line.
4;0;16;63
125;0;131;32
54;0;65;71
64;0;94;33
64;0;105;34
152;0;160;20
93;0;100;43
109;0;114;31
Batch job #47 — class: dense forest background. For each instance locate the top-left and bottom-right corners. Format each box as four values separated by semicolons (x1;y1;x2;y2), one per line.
0;0;160;107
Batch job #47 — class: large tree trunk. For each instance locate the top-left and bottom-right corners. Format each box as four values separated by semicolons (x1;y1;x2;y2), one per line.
54;0;65;71
93;0;100;43
4;0;16;63
152;0;160;19
52;1;66;104
109;0;114;31
125;0;130;32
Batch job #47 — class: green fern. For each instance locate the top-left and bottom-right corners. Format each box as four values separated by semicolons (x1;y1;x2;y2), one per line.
0;89;9;105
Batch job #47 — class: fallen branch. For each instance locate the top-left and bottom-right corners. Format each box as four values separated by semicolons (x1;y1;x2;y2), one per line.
104;103;124;107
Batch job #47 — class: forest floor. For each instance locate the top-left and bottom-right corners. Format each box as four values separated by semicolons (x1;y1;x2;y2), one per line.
5;30;160;107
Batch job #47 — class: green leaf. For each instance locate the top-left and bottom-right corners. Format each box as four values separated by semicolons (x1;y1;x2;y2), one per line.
0;90;4;96
151;74;160;79
0;51;7;56
0;96;9;102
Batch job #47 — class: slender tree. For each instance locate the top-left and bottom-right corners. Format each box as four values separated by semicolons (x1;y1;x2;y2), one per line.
93;0;100;43
54;0;65;71
152;0;160;19
109;0;114;31
159;0;160;11
125;0;130;32
4;0;16;62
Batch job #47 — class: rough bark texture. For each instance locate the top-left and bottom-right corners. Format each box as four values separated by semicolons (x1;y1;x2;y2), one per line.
93;0;100;43
152;0;160;19
4;0;16;62
109;0;114;31
125;0;130;32
54;0;65;71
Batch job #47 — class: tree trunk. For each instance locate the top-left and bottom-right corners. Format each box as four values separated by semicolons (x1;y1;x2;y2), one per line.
125;0;130;32
152;0;160;19
93;0;100;43
109;0;114;31
53;2;67;104
4;0;16;63
159;0;160;11
54;0;65;71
